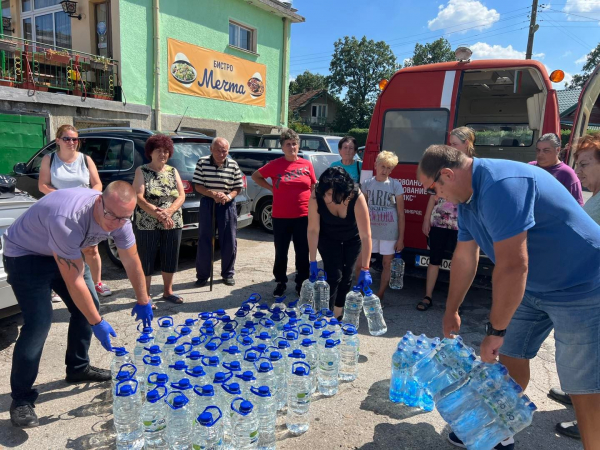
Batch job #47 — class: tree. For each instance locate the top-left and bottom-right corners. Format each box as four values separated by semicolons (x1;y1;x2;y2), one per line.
289;70;329;95
288;121;313;133
404;38;455;67
329;36;397;129
567;43;600;89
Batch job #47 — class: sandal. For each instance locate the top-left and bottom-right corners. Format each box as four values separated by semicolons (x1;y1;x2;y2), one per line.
162;294;184;304
416;296;433;311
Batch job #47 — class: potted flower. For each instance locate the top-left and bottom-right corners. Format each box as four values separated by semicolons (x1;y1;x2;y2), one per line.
90;87;112;100
90;56;112;71
44;49;71;65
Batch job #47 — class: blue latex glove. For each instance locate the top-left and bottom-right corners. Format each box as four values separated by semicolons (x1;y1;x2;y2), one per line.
92;319;117;352
309;261;319;282
131;301;153;327
357;269;372;291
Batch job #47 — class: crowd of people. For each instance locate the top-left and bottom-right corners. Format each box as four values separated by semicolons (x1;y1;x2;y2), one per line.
4;124;600;450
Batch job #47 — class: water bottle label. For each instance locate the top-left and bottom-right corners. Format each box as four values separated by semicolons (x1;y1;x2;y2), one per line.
143;417;166;432
369;307;375;312
297;392;310;403
250;429;259;441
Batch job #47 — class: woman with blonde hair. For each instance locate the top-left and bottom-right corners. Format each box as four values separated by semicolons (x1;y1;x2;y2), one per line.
39;125;112;299
418;127;475;311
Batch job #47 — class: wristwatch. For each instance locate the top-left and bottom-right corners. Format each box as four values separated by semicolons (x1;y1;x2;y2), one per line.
485;322;506;337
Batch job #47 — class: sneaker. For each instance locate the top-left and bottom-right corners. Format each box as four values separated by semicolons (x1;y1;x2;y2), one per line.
555;421;580;440
10;402;38;428
273;282;286;298
195;278;208;287
65;365;111;383
51;291;62;303
95;282;112;297
223;277;235;286
447;432;466;448
549;386;572;405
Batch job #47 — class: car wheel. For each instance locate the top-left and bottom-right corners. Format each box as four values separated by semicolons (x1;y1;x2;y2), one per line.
102;237;123;268
256;198;274;233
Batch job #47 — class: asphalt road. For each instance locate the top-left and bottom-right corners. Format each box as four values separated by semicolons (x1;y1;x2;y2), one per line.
0;225;582;449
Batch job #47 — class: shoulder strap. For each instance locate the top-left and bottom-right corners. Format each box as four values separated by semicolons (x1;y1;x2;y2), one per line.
50;152;55;166
82;153;89;169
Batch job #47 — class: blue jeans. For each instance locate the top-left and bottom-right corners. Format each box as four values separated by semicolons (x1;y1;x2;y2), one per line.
5;255;100;406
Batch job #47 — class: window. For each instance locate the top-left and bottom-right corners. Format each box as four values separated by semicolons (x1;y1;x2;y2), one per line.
2;0;12;36
21;0;71;49
326;138;342;154
171;141;211;174
229;151;281;176
29;143;56;173
381;110;449;163
299;138;327;152
229;20;255;53
468;124;534;147
80;138;127;171
312;105;327;118
261;137;281;148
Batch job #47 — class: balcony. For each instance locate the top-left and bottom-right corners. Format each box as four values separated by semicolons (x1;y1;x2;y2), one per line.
0;34;119;101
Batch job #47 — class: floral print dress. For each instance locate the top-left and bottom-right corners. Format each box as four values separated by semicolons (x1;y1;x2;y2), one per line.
135;164;183;230
430;198;458;230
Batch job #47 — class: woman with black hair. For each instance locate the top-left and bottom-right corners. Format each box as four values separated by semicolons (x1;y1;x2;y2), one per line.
307;166;372;319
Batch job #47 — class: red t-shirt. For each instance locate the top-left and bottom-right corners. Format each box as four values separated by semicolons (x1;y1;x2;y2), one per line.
258;157;316;218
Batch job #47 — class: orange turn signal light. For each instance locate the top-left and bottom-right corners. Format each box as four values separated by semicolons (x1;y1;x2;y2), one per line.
550;70;565;83
379;79;389;91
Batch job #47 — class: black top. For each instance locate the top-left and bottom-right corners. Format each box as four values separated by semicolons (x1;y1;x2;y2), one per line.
316;191;360;242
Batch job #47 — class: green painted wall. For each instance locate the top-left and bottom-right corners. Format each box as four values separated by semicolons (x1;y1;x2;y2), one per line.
119;0;290;127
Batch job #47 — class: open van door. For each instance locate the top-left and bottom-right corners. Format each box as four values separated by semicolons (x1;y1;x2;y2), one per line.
567;64;600;166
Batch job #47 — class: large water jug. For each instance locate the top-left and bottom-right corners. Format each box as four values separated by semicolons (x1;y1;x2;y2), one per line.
192;406;223;450
202;355;221;381
285;349;306;384
242;350;260;373
299;278;315;310
113;363;137;391
236;371;257;397
162;336;180;365
389;252;405;289
313;270;330;312
342;286;363;329
183;317;199;335
250;386;276;450
133;334;152;370
286;362;311;435
165;392;192;449
362;289;387;336
186;366;209;387
146;372;169;394
142;355;164;395
155;316;174;346
267;350;286;411
255;361;275;396
192;384;216;419
299;339;318;394
110;347;131;382
230;398;259;449
168;360;189;382
141;386;168;449
170;379;194;401
221;382;243;442
339;324;359;381
318;339;340;396
113;379;144;450
186;351;203;370
137;323;155;342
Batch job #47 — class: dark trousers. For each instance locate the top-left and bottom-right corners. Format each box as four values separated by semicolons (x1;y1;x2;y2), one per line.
272;216;310;288
318;236;362;308
196;197;237;280
135;228;183;275
5;254;100;406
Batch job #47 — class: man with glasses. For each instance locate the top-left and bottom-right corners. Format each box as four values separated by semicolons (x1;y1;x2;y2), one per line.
417;145;600;450
3;181;152;428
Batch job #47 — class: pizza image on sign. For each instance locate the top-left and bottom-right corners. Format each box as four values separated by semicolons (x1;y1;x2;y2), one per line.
247;72;264;98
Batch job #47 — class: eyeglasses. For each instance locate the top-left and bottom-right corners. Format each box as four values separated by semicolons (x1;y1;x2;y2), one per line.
425;170;442;195
101;197;131;224
61;137;79;143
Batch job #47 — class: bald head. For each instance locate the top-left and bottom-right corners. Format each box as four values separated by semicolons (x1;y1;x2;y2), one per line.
211;137;230;165
103;180;136;204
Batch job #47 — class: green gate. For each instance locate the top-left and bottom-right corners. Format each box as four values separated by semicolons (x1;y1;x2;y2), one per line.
0;114;47;174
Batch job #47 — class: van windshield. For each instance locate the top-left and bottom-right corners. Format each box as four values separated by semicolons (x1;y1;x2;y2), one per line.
381;110;449;163
468;124;534;147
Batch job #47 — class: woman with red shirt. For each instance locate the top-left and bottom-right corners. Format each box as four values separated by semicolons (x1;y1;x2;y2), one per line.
252;129;317;298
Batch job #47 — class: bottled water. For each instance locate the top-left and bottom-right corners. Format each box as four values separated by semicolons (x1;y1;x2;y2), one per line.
192;384;216;419
162;336;180;365
242;351;260;373
299;278;315;310
236;371;257;397
285;349;306;383
317;330;335;361
155;316;174;346
187;351;203;370
133;334;152;370
327;318;342;341
186;366;208;387
282;330;299;351
146;373;169;393
318;339;340;396
113;380;144;450
269;311;286;332
286;362;311;435
137;323;155;340
362;289;387;336
183;318;199;335
250;386;276;450
389;252;405;290
254;331;273;348
192;406;223;450
202;356;221;380
222;345;242;366
173;343;193;363
170;378;194;399
299;339;318;394
286;299;300;318
204;340;222;359
219;332;235;350
342;286;364;330
141;387;168;449
257;319;276;342
298;324;314;342
313;270;330;312
143;344;163;360
113;363;137;390
267;351;286;411
221;382;243;440
255;361;275;397
168;360;189;382
237;335;255;355
222;361;243;379
339;324;359;382
111;347;132;382
252;343;268;356
230;398;259;450
165;392;193;449
142;355;164;394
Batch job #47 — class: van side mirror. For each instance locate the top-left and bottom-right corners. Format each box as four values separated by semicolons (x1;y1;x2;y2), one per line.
13;163;27;175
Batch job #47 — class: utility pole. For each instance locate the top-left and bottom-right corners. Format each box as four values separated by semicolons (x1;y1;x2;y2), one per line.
526;0;540;59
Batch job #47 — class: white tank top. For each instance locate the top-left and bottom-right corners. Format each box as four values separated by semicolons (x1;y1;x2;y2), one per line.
50;152;90;190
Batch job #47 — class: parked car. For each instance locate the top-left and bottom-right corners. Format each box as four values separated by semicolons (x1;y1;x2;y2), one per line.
228;148;341;232
258;134;342;154
12;127;253;266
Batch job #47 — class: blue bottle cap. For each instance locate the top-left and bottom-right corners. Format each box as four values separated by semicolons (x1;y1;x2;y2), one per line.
301;338;314;347
199;412;213;425
119;384;133;395
149;356;161;365
188;351;201;360
286;332;296;339
221;332;231;340
325;339;336;348
242;337;253;345
329;318;339;326
269;351;282;361
166;336;178;344
258;362;270;372
291;349;303;357
148;345;161;354
240;327;250;335
258;386;270;396
173;395;187;408
157;374;168;383
258;332;270;340
242;371;254;380
215;309;226;316
185;319;196;326
180;327;192;336
230;361;241;370
146;389;159;402
137;334;151;343
200;385;213;394
278;341;290;349
206;342;217;351
240;401;253;413
173;361;186;370
191;366;205;376
116;370;130;381
143;326;153;334
178;378;192;388
191;337;201;346
229;382;241;393
214;372;226;382
114;347;128;356
246;352;258;361
208;356;219;365
175;345;186;354
293;366;306;376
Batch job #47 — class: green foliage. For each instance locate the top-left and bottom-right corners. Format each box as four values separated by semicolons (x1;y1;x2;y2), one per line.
404;38;455;68
289;70;329;95
288;121;313;133
567;43;600;89
347;128;369;147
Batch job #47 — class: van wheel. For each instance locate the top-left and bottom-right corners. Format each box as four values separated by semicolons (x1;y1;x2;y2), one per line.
256;198;274;233
102;237;123;268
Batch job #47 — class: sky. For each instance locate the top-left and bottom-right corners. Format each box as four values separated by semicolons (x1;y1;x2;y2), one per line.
287;0;600;89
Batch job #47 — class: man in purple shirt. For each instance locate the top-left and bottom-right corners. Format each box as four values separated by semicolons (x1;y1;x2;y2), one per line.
529;133;584;206
3;181;152;428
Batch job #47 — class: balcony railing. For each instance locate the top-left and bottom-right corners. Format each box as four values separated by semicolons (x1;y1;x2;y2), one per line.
0;34;119;101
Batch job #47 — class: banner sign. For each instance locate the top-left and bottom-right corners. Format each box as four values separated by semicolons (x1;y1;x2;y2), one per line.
167;38;266;107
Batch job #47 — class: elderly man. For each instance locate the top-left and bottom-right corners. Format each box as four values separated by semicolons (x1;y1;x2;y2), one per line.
3;181;152;428
417;145;600;450
193;137;243;286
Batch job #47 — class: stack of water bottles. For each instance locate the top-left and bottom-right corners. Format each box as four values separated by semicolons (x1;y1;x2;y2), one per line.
111;289;362;449
389;332;537;450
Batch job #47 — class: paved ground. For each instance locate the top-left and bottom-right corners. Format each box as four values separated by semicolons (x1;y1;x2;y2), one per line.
0;225;582;449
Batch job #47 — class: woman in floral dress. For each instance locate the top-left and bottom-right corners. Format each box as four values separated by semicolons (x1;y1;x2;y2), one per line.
132;135;185;304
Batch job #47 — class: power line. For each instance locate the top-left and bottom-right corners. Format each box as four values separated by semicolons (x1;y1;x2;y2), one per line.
539;11;595;49
541;7;600;22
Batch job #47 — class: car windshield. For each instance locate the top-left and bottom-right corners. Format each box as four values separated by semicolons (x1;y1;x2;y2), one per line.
171;142;211;173
305;153;341;178
261;137;281;148
326;138;341;154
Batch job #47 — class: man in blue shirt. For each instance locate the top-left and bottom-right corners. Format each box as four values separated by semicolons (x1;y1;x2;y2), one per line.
418;145;600;450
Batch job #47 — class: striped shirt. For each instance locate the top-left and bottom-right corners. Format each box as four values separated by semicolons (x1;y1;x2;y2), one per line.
193;155;243;195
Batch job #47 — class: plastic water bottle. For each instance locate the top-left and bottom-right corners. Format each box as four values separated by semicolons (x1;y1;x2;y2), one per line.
267;351;286;411
212;371;232;402
113;379;144;450
113;363;137;390
286;362;311;435
141;387;168;449
204;339;222;360
318;339;340;396
236;371;257;397
223;361;243;379
170;378;194;400
162;336;180;365
339;324;359;382
142;355;164;393
282;330;299;351
133;334;152;369
186;366;209;387
254;331;273;349
186;351;203;370
111;347;132;381
242;350;260;373
299;278;315;310
183;318;199;335
389;252;405;289
202;356;221;381
327;318;342;341
317;330;335;361
257;319;276;343
168;360;189;382
299;339;318;394
342;286;364;329
192;384;216;419
230;398;259;449
172;343;193;365
362;289;387;336
221;382;243;440
222;345;243;366
165;392;192;449
155;316;175;346
389;345;408;403
192;406;224;450
146;372;169;393
250;386;276;450
255;361;275;396
285;349;306;384
313;270;330;312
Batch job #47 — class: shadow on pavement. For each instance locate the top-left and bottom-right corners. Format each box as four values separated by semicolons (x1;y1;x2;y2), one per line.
356;421;440;449
360;379;427;422
0;313;21;351
65;417;114;450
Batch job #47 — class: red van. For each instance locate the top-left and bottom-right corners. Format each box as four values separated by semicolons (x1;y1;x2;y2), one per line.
361;57;600;274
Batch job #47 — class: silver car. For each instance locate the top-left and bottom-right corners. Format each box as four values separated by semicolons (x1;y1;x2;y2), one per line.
228;149;341;232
